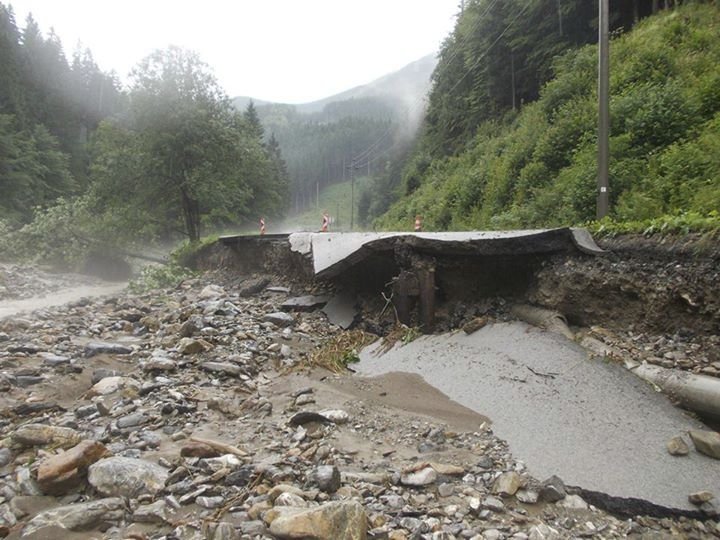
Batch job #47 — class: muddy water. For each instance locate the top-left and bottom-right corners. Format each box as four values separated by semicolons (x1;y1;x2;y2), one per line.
0;282;127;319
357;321;717;512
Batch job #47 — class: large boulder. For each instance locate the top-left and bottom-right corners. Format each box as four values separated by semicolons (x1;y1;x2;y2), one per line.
88;457;168;498
23;498;125;537
268;501;367;540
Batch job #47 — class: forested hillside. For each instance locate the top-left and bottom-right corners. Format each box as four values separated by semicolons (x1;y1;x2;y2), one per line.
0;4;123;225
1;3;289;267
373;1;720;231
243;56;436;214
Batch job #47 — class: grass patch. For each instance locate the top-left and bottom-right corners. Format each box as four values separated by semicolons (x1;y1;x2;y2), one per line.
307;330;377;373
589;211;720;237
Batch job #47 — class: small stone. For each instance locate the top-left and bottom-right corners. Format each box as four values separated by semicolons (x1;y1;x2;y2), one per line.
319;409;350;424
688;491;715;505
117;413;148;429
133;500;174;523
516;489;539;504
557;494;588;509
213;522;240;540
84;341;133;357
463;316;488;334
688;430;720;459
493;471;522;497
401;467;437;486
667;435;690;456
438;483;454;497
202;361;242;376
482;496;505;512
177;337;211;355
181;441;221;458
539;475;566;503
263;312;295;327
313;465;341;493
528;524;560;540
197;496;224;509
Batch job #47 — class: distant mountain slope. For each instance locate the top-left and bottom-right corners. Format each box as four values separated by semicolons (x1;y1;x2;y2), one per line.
231;54;437;116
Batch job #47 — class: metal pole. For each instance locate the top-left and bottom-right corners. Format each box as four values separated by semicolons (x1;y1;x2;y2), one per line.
350;160;355;230
597;0;610;220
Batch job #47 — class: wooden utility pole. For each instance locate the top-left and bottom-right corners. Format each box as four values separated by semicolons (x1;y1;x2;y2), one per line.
597;0;610;220
511;52;516;111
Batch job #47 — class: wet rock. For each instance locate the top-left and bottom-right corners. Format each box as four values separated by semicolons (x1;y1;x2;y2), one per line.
516;489;539;504
493;471;522;497
688;430;720;459
268;500;367;540
179;318;200;337
688;491;715;505
133;499;174;523
463;316;488;335
36;440;108;494
84;341;133;357
23;497;126;537
528;524;560;540
181;441;222;458
88;457;169;498
482;496;505;512
90;376;139;396
557;494;588;509
12;423;83;449
200;284;225;299
319;409;350;424
202;361;242;377
177;337;212;355
239;277;270;297
312;465;341;493
0;448;12;467
213;522;240;540
667;435;690;456
538;475;566;503
263;312;295;327
117;412;149;429
400;466;437;487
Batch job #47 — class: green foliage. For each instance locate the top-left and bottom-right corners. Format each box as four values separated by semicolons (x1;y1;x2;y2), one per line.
590;211;720;237
377;3;720;231
171;235;219;267
89;47;288;243
128;263;195;293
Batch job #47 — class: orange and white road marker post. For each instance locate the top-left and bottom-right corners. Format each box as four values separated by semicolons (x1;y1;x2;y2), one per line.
414;215;423;232
259;217;266;235
321;211;330;233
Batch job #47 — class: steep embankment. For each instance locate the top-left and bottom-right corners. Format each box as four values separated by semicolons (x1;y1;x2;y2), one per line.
377;4;720;230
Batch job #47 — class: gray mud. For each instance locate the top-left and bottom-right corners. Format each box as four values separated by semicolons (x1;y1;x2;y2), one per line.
357;321;718;512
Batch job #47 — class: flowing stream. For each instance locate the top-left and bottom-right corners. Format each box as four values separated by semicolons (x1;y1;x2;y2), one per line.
0;281;127;319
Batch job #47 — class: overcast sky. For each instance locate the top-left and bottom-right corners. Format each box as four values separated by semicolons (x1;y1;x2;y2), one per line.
8;0;460;103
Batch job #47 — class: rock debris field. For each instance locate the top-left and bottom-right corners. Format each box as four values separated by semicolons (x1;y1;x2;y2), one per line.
0;267;719;540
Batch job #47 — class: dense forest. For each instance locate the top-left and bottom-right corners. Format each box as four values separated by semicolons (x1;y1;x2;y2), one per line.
369;0;720;231
0;2;288;266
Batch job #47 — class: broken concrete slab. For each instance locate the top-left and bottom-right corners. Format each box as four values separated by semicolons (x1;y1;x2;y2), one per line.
358;321;716;514
281;295;330;312
288;228;604;279
322;292;357;330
